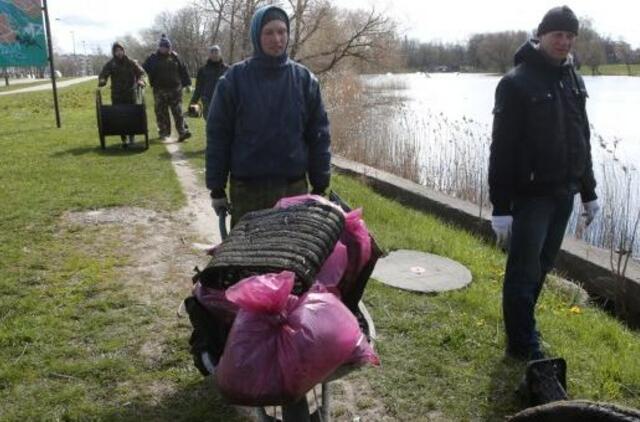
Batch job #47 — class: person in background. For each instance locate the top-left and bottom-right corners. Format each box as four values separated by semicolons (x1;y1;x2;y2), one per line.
190;45;229;119
143;34;192;142
98;41;145;148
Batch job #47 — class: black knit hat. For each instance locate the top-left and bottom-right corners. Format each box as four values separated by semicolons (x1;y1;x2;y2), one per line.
537;6;579;36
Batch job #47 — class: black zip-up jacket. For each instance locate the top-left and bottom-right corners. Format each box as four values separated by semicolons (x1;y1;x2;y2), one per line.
142;51;191;90
191;60;229;105
489;40;597;216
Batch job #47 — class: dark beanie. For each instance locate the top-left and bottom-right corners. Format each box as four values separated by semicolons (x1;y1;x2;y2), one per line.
262;8;288;30
158;34;172;49
537;6;579;36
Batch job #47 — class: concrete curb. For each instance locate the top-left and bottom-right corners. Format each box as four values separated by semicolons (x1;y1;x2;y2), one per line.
332;155;640;327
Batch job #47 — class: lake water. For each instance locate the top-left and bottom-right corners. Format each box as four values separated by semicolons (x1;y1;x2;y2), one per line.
358;72;640;256
364;72;640;160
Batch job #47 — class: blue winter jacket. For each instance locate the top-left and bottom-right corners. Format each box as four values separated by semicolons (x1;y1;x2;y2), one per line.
205;5;331;195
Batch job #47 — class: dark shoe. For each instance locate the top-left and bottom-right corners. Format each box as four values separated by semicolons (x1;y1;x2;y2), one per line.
177;131;192;142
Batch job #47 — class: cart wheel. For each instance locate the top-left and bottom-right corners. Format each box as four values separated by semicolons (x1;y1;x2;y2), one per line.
509;400;640;421
255;399;311;422
282;399;311;422
141;87;149;151
96;89;106;150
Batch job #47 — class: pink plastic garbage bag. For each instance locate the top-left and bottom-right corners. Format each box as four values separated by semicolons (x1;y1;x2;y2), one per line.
315;241;348;290
215;271;375;406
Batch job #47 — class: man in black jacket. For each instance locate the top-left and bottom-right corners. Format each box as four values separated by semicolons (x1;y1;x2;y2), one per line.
143;34;192;142
190;45;228;119
489;6;600;361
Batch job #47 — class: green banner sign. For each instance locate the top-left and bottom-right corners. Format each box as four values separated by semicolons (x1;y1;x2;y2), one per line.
0;0;47;67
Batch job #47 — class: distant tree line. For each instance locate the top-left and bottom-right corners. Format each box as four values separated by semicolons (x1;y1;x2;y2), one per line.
402;18;640;75
51;6;638;78
110;0;400;77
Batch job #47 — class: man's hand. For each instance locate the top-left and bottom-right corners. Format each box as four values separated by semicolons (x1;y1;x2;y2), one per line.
211;197;230;216
491;215;513;248
98;79;107;87
184;86;192;93
582;200;600;226
136;80;146;87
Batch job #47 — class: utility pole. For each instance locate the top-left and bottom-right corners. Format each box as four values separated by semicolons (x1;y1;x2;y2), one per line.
42;0;61;128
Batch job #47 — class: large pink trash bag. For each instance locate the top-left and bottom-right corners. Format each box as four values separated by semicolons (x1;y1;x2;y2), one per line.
315;241;348;290
215;271;377;406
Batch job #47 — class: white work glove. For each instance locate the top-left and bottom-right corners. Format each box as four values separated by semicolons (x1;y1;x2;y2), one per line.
491;215;513;248
582;200;600;226
211;197;229;216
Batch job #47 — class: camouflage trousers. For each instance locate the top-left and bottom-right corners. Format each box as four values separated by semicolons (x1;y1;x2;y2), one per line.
229;177;309;227
153;88;187;138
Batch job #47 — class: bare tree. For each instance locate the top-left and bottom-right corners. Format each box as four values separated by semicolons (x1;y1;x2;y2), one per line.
287;0;331;60
200;0;231;44
614;40;634;76
468;31;528;73
295;6;396;74
574;18;606;75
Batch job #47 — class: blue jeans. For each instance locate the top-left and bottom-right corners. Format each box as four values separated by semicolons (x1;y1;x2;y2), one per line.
502;194;574;357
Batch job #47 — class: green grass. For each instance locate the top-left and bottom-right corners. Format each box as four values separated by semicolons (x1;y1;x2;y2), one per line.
332;175;640;420
0;82;245;421
3;80;640;420
180;99;640;419
0;78;73;93
583;63;640;76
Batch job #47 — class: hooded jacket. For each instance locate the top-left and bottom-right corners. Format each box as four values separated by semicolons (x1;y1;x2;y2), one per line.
98;42;145;102
205;5;331;195
489;40;597;215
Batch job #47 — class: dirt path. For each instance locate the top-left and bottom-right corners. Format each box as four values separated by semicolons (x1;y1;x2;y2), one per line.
0;76;96;96
62;138;392;420
161;142;396;421
164;142;224;246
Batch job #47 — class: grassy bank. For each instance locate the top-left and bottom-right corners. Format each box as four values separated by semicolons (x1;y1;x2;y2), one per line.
0;78;71;93
0;82;244;420
333;175;640;419
583;63;640;76
179;100;640;419
2;80;640;420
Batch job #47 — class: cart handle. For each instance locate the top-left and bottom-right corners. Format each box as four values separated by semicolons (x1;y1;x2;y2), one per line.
219;209;228;241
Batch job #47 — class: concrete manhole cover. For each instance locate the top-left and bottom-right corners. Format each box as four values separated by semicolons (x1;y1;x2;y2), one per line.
372;249;472;293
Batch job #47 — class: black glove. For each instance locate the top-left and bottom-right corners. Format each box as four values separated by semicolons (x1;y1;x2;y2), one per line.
210;189;229;216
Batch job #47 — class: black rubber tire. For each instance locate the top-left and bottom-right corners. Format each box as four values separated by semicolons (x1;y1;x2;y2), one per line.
509;400;640;422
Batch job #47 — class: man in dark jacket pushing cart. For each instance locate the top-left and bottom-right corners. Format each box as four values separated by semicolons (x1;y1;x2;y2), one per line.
98;41;146;147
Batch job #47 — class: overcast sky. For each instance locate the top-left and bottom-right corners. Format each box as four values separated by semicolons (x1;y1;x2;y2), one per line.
49;0;640;54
